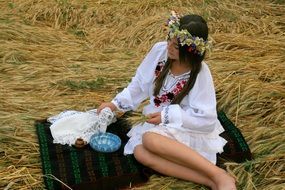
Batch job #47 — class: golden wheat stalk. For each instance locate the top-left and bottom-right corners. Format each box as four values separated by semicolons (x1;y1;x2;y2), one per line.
125;112;149;126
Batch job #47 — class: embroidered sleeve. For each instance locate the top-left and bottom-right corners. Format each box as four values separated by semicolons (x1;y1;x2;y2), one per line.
161;105;182;127
111;78;147;112
112;97;133;112
161;106;170;125
162;104;216;133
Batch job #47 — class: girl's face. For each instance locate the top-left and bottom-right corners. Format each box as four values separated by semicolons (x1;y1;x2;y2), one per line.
167;37;180;60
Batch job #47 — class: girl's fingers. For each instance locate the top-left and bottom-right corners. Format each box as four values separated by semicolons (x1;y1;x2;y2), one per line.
97;103;107;114
97;102;117;114
147;118;155;124
147;113;153;118
97;105;103;114
147;116;160;125
147;112;160;118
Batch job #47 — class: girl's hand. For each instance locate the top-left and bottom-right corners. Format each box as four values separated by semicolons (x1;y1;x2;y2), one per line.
146;112;162;125
97;102;117;114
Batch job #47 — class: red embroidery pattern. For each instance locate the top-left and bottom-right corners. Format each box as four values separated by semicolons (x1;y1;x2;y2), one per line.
154;61;188;107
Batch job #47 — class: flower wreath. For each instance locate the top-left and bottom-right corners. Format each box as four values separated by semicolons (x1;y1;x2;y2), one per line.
166;11;212;56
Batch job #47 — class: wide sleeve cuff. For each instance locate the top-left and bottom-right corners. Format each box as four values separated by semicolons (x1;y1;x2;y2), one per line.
161;105;183;127
111;88;134;112
161;104;216;134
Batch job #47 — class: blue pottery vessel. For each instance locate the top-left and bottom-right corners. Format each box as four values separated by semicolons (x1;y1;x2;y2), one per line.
89;132;121;153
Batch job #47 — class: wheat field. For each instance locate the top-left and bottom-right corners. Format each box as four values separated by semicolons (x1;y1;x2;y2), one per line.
0;0;284;189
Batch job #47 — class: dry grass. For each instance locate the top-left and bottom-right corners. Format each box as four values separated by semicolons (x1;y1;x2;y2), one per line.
0;0;284;189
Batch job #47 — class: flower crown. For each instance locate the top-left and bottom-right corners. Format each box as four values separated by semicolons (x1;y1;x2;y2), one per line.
166;11;212;56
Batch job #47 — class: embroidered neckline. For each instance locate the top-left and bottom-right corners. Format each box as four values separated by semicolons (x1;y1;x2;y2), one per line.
162;71;189;92
154;60;189;107
154;79;187;107
169;70;190;79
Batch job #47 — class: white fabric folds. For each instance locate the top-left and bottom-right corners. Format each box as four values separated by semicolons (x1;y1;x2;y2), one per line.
48;108;116;146
124;122;227;164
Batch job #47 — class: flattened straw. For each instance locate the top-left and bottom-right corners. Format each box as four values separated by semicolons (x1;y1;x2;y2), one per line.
0;0;284;189
235;82;241;126
4;181;17;190
44;174;72;190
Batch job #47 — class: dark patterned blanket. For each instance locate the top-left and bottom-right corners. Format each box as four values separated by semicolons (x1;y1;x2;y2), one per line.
36;111;252;189
36;117;149;190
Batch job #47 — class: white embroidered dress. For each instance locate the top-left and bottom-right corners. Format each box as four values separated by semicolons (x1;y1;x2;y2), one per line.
111;41;227;164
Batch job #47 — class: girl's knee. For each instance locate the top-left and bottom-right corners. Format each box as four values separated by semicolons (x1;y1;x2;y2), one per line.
142;132;160;152
133;145;152;166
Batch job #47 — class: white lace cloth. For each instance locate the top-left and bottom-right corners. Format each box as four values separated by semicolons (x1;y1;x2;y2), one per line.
48;108;116;146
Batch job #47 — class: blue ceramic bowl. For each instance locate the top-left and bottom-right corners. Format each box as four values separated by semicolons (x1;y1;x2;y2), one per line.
89;132;121;153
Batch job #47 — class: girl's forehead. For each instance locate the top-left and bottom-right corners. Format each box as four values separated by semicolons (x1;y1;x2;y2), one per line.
169;38;178;44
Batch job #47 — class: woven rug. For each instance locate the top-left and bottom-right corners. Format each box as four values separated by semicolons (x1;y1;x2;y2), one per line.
36;111;251;189
36;117;149;190
217;111;253;165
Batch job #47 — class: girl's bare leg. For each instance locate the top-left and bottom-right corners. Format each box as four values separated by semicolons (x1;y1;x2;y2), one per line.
134;145;217;190
140;132;236;190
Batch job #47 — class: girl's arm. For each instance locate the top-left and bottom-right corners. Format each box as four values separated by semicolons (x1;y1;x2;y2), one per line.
111;42;167;112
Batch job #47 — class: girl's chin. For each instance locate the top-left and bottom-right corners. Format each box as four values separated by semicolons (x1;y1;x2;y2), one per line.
168;55;178;60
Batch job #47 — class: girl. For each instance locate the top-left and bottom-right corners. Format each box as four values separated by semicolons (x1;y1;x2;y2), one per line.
98;12;236;190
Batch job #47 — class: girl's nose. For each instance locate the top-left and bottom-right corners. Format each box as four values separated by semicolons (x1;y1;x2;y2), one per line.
168;42;174;51
167;44;172;52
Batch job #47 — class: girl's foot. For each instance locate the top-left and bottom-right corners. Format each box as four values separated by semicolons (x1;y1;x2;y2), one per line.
213;170;236;190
